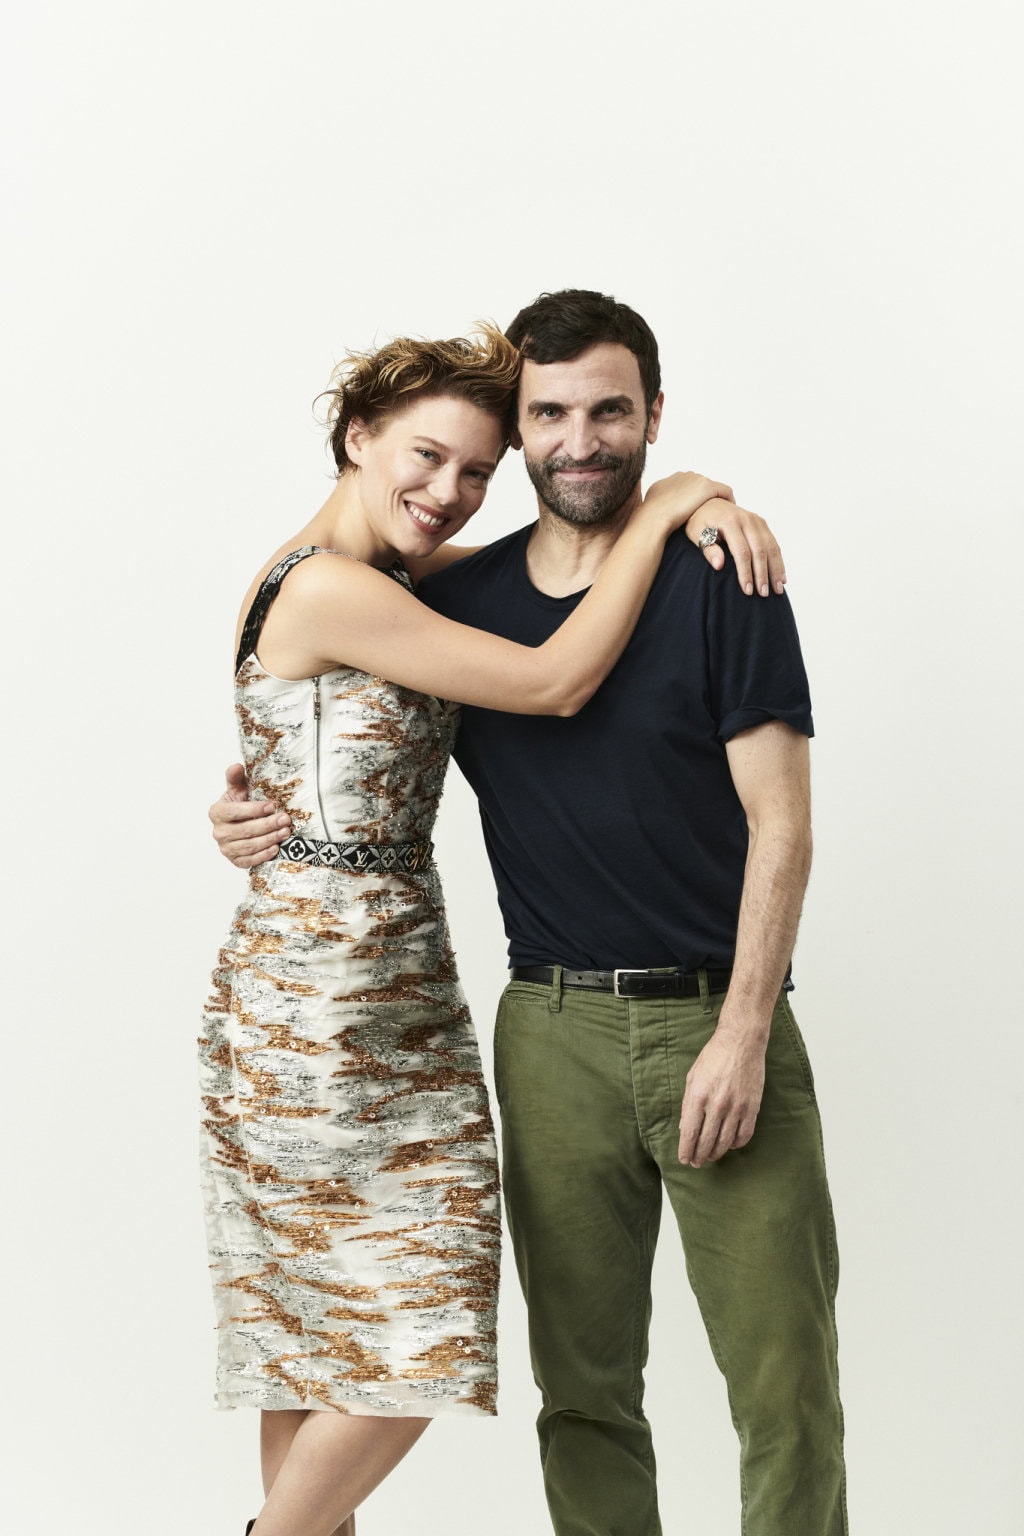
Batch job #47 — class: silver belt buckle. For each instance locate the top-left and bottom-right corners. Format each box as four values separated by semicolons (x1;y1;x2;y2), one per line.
613;968;648;998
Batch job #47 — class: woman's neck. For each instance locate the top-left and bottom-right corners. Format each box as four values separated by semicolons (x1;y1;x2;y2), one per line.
302;477;398;568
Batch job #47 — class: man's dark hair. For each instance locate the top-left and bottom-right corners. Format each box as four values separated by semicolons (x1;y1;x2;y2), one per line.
505;289;661;415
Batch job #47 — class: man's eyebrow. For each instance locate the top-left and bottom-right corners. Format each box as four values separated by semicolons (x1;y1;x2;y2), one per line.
412;435;498;470
593;394;637;414
525;395;637;417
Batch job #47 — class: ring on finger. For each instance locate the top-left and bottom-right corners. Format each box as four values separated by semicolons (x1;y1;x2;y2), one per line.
698;526;719;549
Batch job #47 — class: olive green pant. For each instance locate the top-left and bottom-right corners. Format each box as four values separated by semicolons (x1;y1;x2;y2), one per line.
494;973;848;1536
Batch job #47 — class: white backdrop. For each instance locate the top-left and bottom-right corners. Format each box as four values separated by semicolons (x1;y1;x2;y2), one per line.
4;3;1022;1532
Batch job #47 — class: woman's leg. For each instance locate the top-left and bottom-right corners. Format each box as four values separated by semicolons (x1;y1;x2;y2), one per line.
260;1410;308;1493
251;1413;429;1536
258;1409;361;1536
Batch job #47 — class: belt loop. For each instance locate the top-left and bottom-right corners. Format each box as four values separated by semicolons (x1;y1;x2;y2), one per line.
548;965;563;1013
697;967;712;1015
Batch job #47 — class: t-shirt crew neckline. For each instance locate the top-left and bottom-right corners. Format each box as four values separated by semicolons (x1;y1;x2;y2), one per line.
515;523;593;611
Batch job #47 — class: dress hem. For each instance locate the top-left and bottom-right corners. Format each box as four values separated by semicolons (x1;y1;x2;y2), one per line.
214;1392;497;1418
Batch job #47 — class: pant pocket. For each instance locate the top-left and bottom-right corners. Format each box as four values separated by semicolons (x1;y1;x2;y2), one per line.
777;995;817;1102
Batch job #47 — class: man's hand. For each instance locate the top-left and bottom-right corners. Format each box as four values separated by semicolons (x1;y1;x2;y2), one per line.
209;763;290;869
677;1020;768;1168
685;496;786;598
676;721;812;1167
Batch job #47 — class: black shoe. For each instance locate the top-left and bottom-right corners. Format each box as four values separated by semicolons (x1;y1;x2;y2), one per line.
245;1523;256;1535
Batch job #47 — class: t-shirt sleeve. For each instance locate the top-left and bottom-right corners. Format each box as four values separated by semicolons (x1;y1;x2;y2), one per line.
705;569;814;743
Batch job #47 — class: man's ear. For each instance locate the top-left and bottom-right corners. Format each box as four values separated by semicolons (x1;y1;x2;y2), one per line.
345;416;371;464
646;391;665;446
509;424;523;451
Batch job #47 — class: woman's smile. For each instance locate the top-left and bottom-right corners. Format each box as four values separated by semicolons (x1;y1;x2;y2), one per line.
404;498;449;533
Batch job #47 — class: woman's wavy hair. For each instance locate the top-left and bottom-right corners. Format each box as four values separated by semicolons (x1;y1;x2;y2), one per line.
320;323;521;474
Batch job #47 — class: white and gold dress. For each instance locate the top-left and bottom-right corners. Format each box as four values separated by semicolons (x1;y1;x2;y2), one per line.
199;547;499;1416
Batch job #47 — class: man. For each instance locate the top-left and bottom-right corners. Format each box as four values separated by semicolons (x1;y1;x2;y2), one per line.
212;290;847;1534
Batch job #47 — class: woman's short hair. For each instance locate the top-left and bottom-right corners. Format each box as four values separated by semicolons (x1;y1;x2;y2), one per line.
322;323;521;474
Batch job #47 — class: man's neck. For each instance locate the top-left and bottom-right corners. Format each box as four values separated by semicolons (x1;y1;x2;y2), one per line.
525;483;643;598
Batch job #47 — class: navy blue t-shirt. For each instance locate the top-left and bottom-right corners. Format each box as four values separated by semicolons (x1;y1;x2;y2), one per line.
418;525;813;971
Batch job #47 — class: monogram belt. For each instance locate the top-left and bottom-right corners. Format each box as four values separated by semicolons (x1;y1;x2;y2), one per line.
276;836;434;872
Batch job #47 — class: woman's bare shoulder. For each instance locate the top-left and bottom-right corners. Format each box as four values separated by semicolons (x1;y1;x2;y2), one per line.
232;542;369;664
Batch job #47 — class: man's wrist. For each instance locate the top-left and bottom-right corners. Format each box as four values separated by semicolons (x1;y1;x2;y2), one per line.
715;995;773;1049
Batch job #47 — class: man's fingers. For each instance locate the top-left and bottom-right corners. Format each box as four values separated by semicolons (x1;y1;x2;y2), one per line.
691;1110;729;1168
677;1092;705;1166
684;1107;749;1167
678;1032;765;1166
233;845;281;867
708;1115;741;1163
233;848;280;869
226;829;288;858
213;821;289;853
732;1114;757;1150
210;799;288;830
217;826;289;856
224;762;249;796
221;827;285;868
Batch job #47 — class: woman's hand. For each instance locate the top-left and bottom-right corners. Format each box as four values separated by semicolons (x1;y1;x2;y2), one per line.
641;473;786;596
640;471;735;536
686;495;786;596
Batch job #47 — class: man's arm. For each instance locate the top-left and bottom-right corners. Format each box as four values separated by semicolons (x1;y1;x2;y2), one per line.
677;720;812;1168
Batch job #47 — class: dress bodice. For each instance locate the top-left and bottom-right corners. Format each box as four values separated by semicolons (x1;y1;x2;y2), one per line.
234;547;459;844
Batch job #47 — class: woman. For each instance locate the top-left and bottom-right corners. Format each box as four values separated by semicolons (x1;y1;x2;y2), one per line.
201;325;773;1536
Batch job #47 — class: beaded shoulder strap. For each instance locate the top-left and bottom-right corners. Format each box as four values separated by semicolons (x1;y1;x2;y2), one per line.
234;546;413;675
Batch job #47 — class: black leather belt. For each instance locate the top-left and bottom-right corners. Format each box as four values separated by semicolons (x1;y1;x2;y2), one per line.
509;965;732;999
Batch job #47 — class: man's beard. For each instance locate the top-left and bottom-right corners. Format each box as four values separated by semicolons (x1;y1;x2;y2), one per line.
523;441;648;526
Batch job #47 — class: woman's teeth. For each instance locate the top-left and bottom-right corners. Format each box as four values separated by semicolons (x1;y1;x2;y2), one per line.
407;503;445;530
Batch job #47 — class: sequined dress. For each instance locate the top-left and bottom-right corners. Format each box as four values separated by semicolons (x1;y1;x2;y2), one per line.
199;547;499;1416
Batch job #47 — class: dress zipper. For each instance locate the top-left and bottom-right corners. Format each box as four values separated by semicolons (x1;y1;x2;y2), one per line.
312;676;333;842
